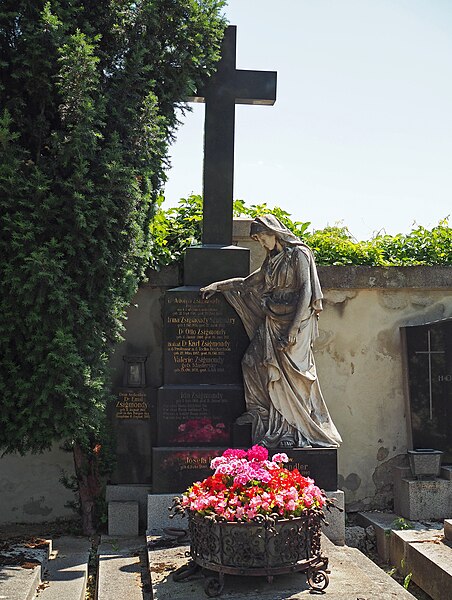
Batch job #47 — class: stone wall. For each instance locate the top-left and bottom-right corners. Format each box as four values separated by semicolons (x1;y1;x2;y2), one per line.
1;220;451;523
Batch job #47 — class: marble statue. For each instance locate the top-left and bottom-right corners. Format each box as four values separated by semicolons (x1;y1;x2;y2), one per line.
201;215;342;449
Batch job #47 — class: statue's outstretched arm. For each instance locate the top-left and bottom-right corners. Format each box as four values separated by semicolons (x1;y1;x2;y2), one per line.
200;268;264;299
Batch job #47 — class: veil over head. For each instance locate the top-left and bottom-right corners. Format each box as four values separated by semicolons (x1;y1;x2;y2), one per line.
249;214;323;311
250;215;306;247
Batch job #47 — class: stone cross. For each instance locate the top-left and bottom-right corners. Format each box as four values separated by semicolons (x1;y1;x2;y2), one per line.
415;329;445;420
189;25;277;245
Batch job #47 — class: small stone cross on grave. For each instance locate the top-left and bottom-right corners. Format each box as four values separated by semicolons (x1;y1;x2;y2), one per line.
189;25;277;245
415;329;446;420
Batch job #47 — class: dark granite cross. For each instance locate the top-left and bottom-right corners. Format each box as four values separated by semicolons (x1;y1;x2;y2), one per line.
189;26;277;245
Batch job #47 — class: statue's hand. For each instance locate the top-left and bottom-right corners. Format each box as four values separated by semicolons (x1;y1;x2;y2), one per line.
283;326;298;348
277;334;296;350
200;283;218;299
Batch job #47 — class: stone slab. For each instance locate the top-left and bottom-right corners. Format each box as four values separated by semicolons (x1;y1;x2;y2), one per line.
148;533;414;599
97;536;146;600
38;555;90;600
108;501;139;537
394;477;452;520
269;447;338;490
406;537;452;600
445;519;452;541
402;319;452;461
356;511;432;562
106;485;151;532
109;388;152;485
0;564;42;600
0;540;51;600
163;288;249;385
152;447;227;493
389;528;444;574
157;385;245;447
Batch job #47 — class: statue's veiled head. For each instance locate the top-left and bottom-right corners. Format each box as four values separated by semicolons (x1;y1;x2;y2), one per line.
249;214;302;248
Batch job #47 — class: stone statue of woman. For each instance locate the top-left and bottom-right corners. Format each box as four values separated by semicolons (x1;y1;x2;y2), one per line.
201;215;342;449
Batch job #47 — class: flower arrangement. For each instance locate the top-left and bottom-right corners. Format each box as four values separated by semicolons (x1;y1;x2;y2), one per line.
171;417;228;443
177;445;327;522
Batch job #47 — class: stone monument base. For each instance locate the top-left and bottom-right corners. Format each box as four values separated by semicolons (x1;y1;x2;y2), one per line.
393;466;452;520
106;484;151;534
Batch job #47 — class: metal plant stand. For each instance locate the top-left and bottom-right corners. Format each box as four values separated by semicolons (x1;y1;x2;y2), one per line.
173;511;329;597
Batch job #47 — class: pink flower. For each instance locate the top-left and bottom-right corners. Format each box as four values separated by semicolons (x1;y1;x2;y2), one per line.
285;499;296;511
210;456;227;469
272;452;289;464
245;507;257;519
223;448;247;459
247;444;268;462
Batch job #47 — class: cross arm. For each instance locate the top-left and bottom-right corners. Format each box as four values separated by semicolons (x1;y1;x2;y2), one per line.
187;70;277;105
233;70;277;105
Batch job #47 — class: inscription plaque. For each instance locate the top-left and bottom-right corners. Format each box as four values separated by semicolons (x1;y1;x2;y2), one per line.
402;319;452;461
157;385;245;446
152;447;226;493
269;448;338;491
164;288;249;385
110;388;152;484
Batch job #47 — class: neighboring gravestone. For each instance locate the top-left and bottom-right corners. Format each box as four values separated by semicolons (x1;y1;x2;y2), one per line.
110;356;152;484
151;25;276;493
402;318;452;462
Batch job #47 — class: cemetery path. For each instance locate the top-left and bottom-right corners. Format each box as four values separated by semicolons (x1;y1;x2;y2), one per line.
148;534;416;600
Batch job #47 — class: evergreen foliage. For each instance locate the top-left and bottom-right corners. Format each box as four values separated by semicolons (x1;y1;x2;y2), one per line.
0;1;226;454
151;194;452;268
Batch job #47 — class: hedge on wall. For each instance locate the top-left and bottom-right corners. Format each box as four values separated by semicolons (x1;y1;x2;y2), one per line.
150;195;452;269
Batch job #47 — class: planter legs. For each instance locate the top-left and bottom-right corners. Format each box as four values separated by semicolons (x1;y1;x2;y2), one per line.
307;568;329;591
205;572;224;598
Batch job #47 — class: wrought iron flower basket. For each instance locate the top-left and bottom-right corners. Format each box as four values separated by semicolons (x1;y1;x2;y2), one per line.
185;510;329;597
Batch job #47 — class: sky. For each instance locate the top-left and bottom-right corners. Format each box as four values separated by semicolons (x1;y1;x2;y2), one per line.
163;0;452;240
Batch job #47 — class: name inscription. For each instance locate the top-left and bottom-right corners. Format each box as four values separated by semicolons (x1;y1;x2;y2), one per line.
164;292;247;384
115;391;150;420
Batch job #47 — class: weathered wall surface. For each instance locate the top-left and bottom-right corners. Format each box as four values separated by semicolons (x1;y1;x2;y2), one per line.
315;280;452;511
0;444;76;524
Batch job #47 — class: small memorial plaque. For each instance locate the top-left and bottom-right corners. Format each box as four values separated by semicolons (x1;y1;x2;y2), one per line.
163;288;249;385
269;448;338;490
402;319;452;461
110;388;152;484
152;447;226;493
157;385;245;446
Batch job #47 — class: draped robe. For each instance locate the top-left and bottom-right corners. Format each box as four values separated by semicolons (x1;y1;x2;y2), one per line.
221;245;342;448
